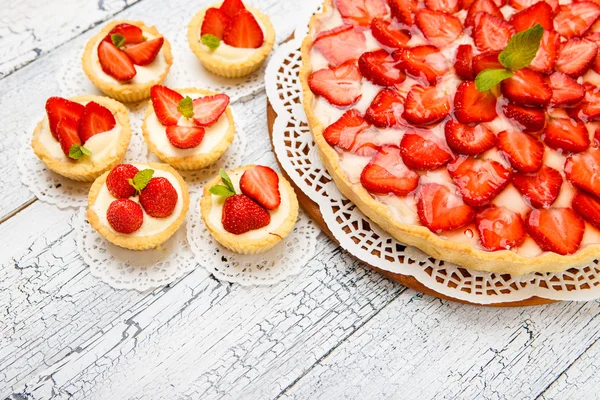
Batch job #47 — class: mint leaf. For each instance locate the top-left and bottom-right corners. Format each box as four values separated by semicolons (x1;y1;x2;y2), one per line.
80;146;92;156
499;24;544;71
178;96;194;119
209;184;235;198
111;33;126;48
475;68;514;92
128;169;154;193
201;34;220;50
219;168;236;194
68;144;92;160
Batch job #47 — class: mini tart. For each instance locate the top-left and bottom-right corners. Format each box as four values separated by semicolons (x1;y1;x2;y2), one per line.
82;20;173;103
201;165;299;254
142;88;235;170
87;162;190;250
31;95;131;182
187;3;275;78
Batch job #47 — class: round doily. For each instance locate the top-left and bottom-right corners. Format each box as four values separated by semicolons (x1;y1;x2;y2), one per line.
187;192;320;285
266;16;600;304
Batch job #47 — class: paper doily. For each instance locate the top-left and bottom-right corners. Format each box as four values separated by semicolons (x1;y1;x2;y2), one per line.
187;192;320;285
265;17;600;304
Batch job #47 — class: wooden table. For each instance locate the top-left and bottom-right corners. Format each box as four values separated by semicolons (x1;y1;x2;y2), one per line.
1;0;600;398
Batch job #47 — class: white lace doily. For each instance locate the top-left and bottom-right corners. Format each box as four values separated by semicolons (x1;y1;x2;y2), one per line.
186;193;319;285
266;15;600;304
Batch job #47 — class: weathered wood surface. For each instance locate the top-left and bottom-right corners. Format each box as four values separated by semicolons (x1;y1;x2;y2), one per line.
2;1;600;399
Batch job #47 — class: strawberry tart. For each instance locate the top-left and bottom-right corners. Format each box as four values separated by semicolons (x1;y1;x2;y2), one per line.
142;85;235;170
82;21;173;103
201;165;299;254
32;95;132;181
301;0;600;274
87;163;190;250
187;0;275;78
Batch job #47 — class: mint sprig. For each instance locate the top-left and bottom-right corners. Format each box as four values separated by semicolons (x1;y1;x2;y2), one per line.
209;168;236;198
475;24;544;92
178;96;194;119
201;34;220;50
69;144;92;160
111;33;126;48
128;169;154;193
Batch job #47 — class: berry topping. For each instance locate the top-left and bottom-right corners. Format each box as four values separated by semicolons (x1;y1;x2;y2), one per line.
240;165;281;210
509;1;553;32
565;147;600;197
107;199;144;234
543;117;590;153
454;81;497;124
223;9;264;49
365;88;405;128
447;156;512;207
415;10;463;48
474;13;515;52
500;69;552;107
417;183;476;233
192;94;230;127
393;46;449;86
400;130;453;170
166;126;205;149
358;50;406;87
220;0;246;18
570;85;600;122
360;145;419;196
45;97;85;139
498;130;544;173
314;25;366;67
526;208;585;255
425;0;459;13
554;2;600;39
472;51;502;75
151;85;183;126
388;0;419;25
201;8;230;40
308;61;362;107
465;0;503;28
509;0;557;12
336;0;387;28
529;31;559;74
454;44;475;80
512;165;563;208
444;119;496;156
123;37;164;66
107;164;140;199
97;40;136;81
56;117;84;159
403;85;451;126
139;177;178;218
222;194;271;234
325;109;379;156
572;191;600;229
370;18;411;48
107;23;144;45
501;103;546;133
555;38;598;78
476;206;526;251
78;101;116;144
547;72;585;107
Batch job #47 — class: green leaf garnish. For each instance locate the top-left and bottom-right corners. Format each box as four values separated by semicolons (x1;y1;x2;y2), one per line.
499;24;544;71
219;168;235;193
68;144;92;160
475;68;514;92
128;169;154;193
178;96;194;119
210;169;236;198
111;33;126;48
201;34;220;50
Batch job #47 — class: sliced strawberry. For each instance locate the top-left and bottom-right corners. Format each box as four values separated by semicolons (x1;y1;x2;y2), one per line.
220;0;246;19
393;45;449;86
403;85;451;126
453;81;497;124
565;147;600;197
502;103;546;133
400;130;453;170
78;101;116;143
526;208;585;255
572;191;600;229
192;93;230;127
365;88;405;128
476;206;526;251
240;165;281;210
415;10;463;48
314;25;366;67
358;50;406;87
45;97;85;139
336;0;388;27
570;85;600;121
547;72;585;106
417;183;476;233
444;119;496;155
165;125;205;149
586;31;600;73
595;128;600;145
97;40;136;81
56;117;82;158
500;69;552;107
556;38;598;77
529;30;560;74
474;13;515;52
447;156;512;207
554;2;600;39
107;23;144;45
498;130;545;172
325;109;379;156
151;85;183;126
388;0;419;25
123;37;164;66
454;44;475;80
425;0;459;13
472;50;502;74
360;145;420;195
509;2;553;32
223;9;264;48
512;165;563;208
543;117;591;153
509;0;558;12
308;61;362;107
465;0;503;28
201;8;230;40
371;18;411;48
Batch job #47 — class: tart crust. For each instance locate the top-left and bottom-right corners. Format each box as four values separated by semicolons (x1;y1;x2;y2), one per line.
187;4;275;78
300;0;600;274
87;162;190;250
200;165;299;254
141;88;236;170
82;20;173;103
31;95;132;182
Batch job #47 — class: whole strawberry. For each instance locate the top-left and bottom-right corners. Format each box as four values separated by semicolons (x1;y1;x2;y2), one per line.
139;177;178;218
107;198;143;234
222;194;270;234
107;164;139;198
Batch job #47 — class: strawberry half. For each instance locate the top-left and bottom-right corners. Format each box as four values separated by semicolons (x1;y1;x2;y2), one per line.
240;165;281;210
554;2;600;39
166;126;205;149
371;18;411;48
336;0;388;27
107;199;144;234
526;208;585;255
403;85;451;126
474;13;515;52
476;206;526;251
358;50;406;87
123;37;164;66
565;147;600;197
139;177;178;218
570;85;600;122
220;0;246;18
453;81;497;124
388;0;419;25
223;9;264;49
498;130;545;173
365;88;405;128
400;130;453;170
425;0;459;13
222;194;270;234
56;117;82;158
529;30;560;74
151;85;183;126
313;25;366;67
465;0;503;27
556;38;598;78
512;165;563;208
360;145;420;196
107;23;144;45
509;1;553;32
509;0;558;12
547;72;585;107
543;117;591;153
325;109;379;156
501;103;546;133
447;156;512;207
192;94;230;127
415;10;463;48
444;119;496;155
500;69;552;107
45;97;85;139
201;8;230;40
393;45;449;86
417;183;476;233
308;61;362;107
454;44;475;80
472;50;502;74
78;101;116;143
572;191;600;229
97;40;136;81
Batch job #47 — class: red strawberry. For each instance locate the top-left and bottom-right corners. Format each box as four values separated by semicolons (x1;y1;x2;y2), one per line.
371;18;412;48
417;183;476;232
325;109;379;156
97;40;136;81
403;85;451;126
240;165;281;210
472;50;502;74
570;85;600;122
107;23;144;44
498;130;544;172
45;97;85;139
139;177;178;218
500;69;552;107
360;145;420;195
106;164;139;199
453;81;497;124
388;0;419;25
529;30;560;74
308;61;362;107
595;128;600;145
509;0;558;12
336;0;388;27
572;191;600;229
192;94;230;126
78;101;116;143
222;194;270;234
425;0;459;13
223;9;264;48
554;2;600;39
123;37;164;66
509;2;553;32
166;126;205;149
358;50;406;87
400;130;453;170
415;10;463;48
454;44;475;80
201;8;230;40
56;117;82;158
220;0;246;18
556;38;598;77
106;199;144;234
476;206;526;251
151;85;183;126
474;13;515;52
444;119;496;155
465;0;503;27
526;208;585;255
543;117;591;153
365;89;405;128
502;103;546;133
547;72;585;106
586;31;600;73
512;165;563;208
393;45;449;86
447;156;512;207
565;147;600;197
313;25;366;67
